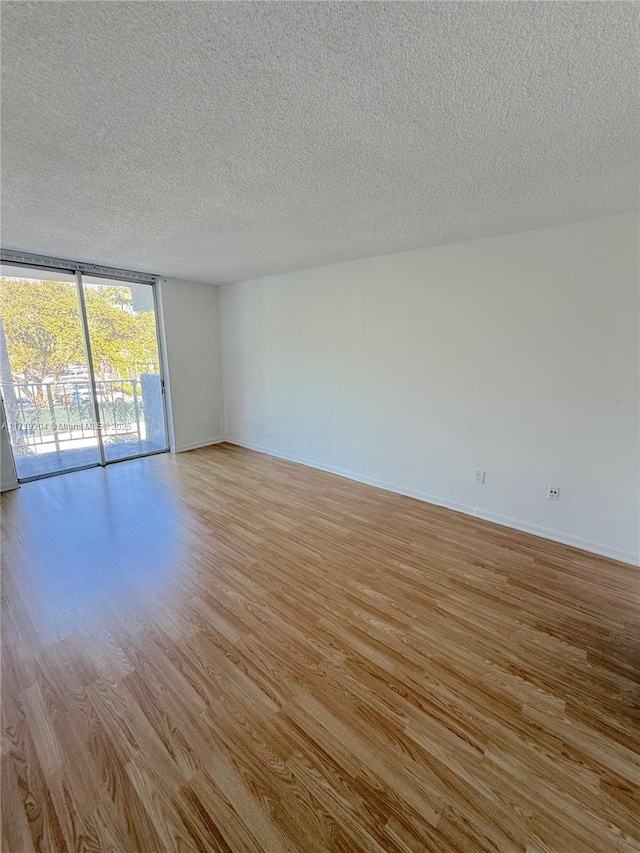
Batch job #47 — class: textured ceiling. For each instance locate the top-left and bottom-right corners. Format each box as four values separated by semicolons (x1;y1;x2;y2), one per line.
1;2;638;285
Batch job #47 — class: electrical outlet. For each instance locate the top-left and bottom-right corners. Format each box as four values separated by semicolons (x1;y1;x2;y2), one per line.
547;486;560;501
474;469;486;485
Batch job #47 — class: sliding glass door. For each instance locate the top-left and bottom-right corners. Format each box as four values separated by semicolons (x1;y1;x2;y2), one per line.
0;263;168;481
82;276;167;463
0;265;101;479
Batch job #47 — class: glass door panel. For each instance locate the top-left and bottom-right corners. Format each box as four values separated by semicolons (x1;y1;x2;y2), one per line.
0;264;100;480
81;277;168;463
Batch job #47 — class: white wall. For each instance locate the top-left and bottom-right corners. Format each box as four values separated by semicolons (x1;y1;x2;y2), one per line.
159;278;223;453
220;213;639;565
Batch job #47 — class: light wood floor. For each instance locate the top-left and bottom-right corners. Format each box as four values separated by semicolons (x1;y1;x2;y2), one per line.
1;443;639;852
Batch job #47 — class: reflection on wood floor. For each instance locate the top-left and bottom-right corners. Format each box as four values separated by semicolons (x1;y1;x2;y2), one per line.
1;443;639;851
12;439;166;481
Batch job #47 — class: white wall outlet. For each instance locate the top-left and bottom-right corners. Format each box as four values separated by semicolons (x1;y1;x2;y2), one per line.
547;486;560;501
474;469;486;485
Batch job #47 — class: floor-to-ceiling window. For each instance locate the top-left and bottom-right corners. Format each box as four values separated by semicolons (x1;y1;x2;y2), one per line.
0;262;168;481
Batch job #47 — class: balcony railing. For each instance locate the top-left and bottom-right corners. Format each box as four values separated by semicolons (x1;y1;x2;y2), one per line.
1;379;146;456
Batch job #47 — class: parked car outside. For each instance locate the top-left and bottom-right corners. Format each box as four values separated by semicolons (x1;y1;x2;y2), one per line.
96;390;130;403
55;383;89;403
12;392;37;413
59;390;89;406
62;365;89;378
60;388;131;406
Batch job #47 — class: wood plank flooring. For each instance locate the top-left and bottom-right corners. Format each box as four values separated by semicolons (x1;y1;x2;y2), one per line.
1;443;639;852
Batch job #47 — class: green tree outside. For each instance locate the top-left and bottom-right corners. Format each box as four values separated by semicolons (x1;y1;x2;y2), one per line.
0;277;160;400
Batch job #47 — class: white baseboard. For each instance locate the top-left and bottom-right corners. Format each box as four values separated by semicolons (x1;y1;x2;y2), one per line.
223;437;639;567
173;437;225;453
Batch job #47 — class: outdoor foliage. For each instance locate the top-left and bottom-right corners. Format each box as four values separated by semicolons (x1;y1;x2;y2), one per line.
0;277;82;383
0;277;160;386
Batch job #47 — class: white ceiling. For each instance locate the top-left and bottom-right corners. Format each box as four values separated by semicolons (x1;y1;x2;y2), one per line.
1;2;638;285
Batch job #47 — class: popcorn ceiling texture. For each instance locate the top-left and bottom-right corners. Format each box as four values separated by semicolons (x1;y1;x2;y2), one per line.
1;1;638;284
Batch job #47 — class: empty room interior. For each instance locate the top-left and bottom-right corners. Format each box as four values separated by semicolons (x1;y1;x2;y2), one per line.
1;2;639;851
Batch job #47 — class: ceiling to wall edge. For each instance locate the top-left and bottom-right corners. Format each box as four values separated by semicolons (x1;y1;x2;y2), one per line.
2;207;638;289
211;207;640;288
